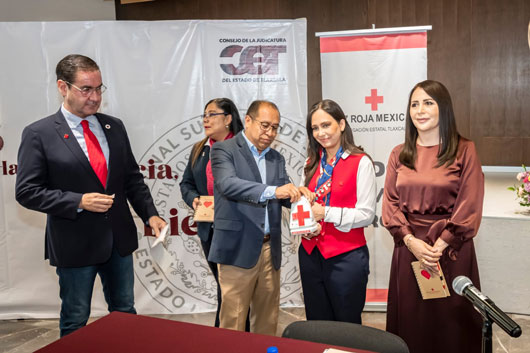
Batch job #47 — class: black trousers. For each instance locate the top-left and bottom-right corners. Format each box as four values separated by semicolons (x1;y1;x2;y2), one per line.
299;245;369;324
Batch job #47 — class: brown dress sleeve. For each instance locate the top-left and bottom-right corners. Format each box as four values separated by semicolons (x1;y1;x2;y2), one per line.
439;140;484;251
382;145;414;244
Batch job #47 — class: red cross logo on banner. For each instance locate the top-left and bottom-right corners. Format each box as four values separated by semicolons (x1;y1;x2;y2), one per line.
365;89;384;111
292;205;310;226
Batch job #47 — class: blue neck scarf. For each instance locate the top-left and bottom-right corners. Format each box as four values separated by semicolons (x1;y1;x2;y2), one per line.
316;146;343;206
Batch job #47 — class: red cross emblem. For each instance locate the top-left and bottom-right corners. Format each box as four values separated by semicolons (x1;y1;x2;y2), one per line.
365;89;384;111
292;205;310;226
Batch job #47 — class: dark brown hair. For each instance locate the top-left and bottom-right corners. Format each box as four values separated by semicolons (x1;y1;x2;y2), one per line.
304;99;368;186
190;98;243;167
56;54;99;84
399;80;460;170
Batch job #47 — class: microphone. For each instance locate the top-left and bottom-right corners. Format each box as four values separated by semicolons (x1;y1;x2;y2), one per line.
452;276;522;338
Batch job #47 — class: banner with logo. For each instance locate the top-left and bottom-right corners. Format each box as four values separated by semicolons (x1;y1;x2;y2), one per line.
0;19;307;319
317;27;430;306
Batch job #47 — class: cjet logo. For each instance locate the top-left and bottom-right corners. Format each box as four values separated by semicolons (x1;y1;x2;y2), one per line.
220;45;287;75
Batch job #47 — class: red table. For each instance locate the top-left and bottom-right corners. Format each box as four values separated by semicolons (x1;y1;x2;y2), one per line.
36;312;375;353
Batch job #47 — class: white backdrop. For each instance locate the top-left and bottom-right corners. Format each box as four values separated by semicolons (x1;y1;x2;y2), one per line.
317;27;429;306
0;19;307;319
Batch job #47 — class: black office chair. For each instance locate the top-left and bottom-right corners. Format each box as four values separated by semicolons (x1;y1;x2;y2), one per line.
282;320;409;353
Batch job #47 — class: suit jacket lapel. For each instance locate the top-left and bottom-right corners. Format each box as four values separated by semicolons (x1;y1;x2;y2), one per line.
96;114;115;185
198;145;210;192
53;110;98;182
265;150;277;185
236;133;262;183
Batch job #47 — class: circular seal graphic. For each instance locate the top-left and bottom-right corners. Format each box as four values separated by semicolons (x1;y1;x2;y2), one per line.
134;115;307;313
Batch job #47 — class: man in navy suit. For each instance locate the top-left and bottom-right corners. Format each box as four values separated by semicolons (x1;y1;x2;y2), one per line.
209;100;311;335
15;54;166;337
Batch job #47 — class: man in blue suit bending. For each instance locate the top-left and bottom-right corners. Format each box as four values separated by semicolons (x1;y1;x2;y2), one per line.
209;100;311;335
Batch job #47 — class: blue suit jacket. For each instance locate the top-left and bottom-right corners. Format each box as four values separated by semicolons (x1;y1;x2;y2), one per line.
208;132;290;270
15;110;158;267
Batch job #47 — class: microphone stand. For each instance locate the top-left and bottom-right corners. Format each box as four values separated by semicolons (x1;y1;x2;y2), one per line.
481;317;493;353
475;304;493;353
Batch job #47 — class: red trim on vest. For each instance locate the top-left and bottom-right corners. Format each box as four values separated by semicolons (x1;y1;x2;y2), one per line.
303;153;366;259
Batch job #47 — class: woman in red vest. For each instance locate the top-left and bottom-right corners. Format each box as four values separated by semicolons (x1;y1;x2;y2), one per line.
300;99;377;323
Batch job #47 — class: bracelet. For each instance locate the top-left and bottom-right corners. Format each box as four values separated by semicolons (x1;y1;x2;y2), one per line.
405;235;414;248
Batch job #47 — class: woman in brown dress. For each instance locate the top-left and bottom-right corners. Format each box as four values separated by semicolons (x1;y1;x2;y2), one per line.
382;80;484;353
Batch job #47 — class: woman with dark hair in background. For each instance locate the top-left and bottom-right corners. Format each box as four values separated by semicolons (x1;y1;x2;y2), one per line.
180;98;243;328
300;99;376;324
382;80;484;353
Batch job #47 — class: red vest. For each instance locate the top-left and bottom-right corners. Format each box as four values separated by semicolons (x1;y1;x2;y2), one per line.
302;153;366;259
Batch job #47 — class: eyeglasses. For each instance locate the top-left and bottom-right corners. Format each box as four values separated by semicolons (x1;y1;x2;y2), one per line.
201;112;227;120
250;116;280;133
65;81;107;96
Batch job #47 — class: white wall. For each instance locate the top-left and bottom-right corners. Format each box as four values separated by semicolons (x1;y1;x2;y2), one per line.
0;0;115;21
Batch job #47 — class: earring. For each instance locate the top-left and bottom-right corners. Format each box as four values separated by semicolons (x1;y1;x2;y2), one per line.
225;125;230;129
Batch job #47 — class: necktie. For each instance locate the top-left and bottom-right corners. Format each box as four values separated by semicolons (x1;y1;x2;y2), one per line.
81;120;108;188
